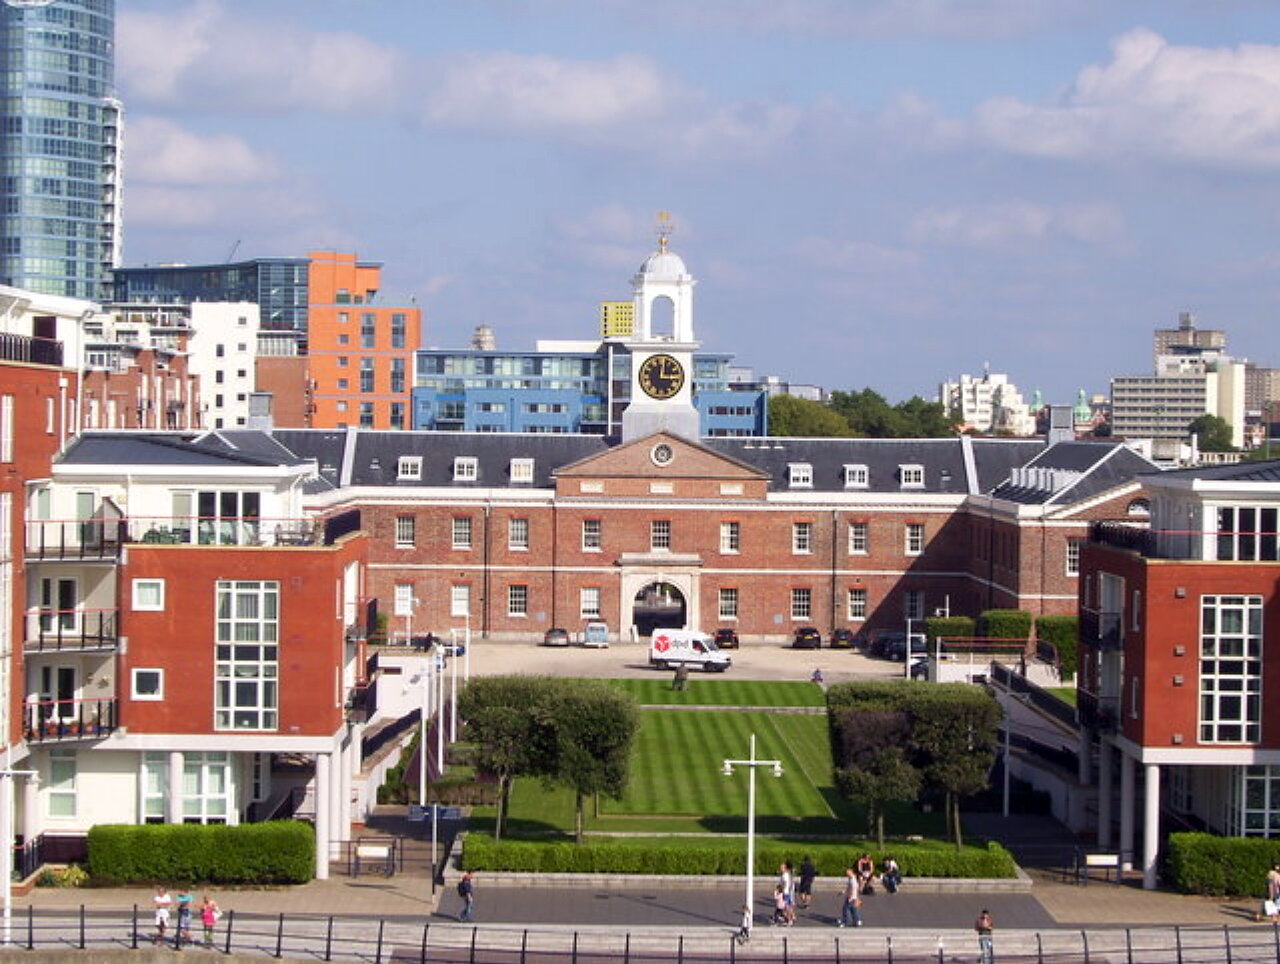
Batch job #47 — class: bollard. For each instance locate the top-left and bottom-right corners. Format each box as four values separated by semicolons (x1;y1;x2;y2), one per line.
25;905;32;951
834;935;840;964
325;915;334;962
1224;922;1233;964
224;909;235;956
469;925;477;964
937;936;945;964
1037;931;1044;964
274;912;285;959
519;928;527;964
730;933;736;964
79;904;86;950
1175;925;1183;964
375;919;385;964
678;933;685;964
783;934;788;964
421;922;431;964
1125;928;1133;964
1082;928;1090;964
573;931;579;964
886;934;892;964
132;903;138;950
624;931;631;964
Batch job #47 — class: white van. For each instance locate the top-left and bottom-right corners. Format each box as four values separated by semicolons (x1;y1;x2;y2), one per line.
581;621;610;648
648;629;731;672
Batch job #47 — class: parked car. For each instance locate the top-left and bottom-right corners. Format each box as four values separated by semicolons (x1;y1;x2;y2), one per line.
909;658;930;680
792;626;822;649
542;627;570;647
829;628;857;649
887;632;928;662
581;621;610;648
867;630;900;659
713;627;740;649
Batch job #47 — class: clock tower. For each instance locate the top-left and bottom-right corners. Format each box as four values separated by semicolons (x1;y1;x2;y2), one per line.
621;214;701;443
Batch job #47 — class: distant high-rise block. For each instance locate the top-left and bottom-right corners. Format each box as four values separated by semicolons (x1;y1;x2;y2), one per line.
600;301;634;338
0;0;121;300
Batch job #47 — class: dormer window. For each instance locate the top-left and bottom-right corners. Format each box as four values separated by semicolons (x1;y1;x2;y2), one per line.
453;457;478;482
843;464;869;489
788;463;813;488
899;464;924;489
397;456;423;481
510;458;535;484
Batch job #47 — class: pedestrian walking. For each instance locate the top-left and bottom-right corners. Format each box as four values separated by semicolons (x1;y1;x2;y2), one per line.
672;664;689;691
152;887;171;945
797;855;817;909
837;866;862;927
200;895;220;947
735;903;753;944
174;890;194;949
771;885;787;926
975;908;995;964
779;861;795;925
1261;863;1280;922
457;870;475;922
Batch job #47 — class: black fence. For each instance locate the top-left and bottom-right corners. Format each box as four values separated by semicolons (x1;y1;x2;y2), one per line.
6;907;1280;964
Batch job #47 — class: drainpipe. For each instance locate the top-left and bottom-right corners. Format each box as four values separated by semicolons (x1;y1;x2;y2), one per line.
830;509;839;638
481;502;491;639
550;502;558;628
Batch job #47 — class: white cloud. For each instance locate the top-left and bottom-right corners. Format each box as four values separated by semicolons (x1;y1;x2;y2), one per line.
128;118;278;185
794;237;921;273
126;184;318;231
421;52;677;133
974;29;1280;168
549;204;677;272
119;1;405;113
907;201;1126;248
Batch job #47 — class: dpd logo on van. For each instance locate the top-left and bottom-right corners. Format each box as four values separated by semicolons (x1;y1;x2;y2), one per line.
653;634;671;652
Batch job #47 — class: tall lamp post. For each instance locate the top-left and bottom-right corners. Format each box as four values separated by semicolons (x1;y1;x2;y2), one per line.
721;734;783;921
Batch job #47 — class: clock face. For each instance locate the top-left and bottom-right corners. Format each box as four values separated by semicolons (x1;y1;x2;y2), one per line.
651;443;675;466
637;354;685;400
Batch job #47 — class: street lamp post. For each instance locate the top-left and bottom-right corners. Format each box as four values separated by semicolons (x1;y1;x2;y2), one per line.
414;661;434;806
721;734;783;922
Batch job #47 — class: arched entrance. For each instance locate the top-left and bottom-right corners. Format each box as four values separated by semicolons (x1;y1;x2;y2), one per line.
632;582;687;638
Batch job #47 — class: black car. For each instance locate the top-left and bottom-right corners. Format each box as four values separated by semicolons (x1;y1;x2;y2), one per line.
541;627;570;647
868;630;901;659
887;633;928;662
713;627;740;649
792;626;822;649
830;628;857;649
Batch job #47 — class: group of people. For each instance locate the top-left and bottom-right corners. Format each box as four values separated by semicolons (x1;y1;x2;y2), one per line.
153;887;220;948
736;853;903;942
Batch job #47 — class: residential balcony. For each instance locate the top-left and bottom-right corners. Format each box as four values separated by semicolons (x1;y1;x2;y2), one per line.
24;608;118;653
27;515;330;559
0;332;62;367
23;698;118;744
1079;606;1123;652
1089;519;1280;562
1077;687;1120;734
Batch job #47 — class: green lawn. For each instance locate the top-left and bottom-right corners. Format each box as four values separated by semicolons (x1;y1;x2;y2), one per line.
471;708;944;838
603;678;825;707
1047;687;1078;707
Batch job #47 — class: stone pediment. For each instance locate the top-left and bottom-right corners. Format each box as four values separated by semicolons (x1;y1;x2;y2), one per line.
554;432;770;482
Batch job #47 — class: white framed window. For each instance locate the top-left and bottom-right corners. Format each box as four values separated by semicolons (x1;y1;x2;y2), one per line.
791;588;812;620
905;523;925;556
182;751;231;824
848;588;867;620
452;516;473;549
1197;595;1262;742
899;464;925;488
719;587;739;620
0;395;13;462
397;456;423;480
508;517;530;551
450;585;471;617
1065;539;1082;577
720;521;740;554
582;519;602;551
843;464;869;488
48;749;76;817
214;580;279;731
141;752;167;823
45;396;54;434
510;458;535;483
453;456;478;482
848;521;869;555
394;515;415;548
132;578;165;611
651;520;671;551
793;521;813;554
904;589;924;621
580;587;601;618
131;668;165;701
787;463;813;488
507;584;529;617
393;583;414;618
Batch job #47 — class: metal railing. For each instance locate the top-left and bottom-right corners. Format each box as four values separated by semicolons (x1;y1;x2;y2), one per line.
1079;607;1122;651
22;698;118;744
24;608;118;651
0;332;62;367
4;908;1280;964
1090;519;1280;562
26;516;325;557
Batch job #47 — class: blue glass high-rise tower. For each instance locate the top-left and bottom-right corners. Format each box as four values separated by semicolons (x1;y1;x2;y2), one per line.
0;0;119;300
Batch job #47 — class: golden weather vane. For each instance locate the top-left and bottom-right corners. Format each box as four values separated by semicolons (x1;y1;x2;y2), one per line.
656;211;673;253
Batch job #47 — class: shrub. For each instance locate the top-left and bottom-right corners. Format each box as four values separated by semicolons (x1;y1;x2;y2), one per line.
978;609;1032;642
1034;615;1079;678
1166;833;1280;897
462;835;1015;879
87;822;314;885
924;616;975;645
37;864;88;888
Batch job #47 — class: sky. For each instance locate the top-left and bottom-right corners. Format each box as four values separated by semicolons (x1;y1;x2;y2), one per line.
117;0;1280;405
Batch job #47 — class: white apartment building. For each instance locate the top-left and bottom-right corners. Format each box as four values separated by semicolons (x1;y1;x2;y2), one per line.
939;369;1036;435
185;303;261;430
1111;353;1246;451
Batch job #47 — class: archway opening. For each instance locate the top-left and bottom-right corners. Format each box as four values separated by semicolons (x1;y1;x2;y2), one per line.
633;581;686;637
649;295;675;340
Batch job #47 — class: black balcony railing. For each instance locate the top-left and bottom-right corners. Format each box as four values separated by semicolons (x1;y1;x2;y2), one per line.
25;609;118;652
1077;688;1120;733
0;332;62;367
25;519;129;560
1079;607;1123;651
23;699;117;744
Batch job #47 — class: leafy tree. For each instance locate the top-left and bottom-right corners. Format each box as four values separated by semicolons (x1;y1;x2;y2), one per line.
833;709;921;847
768;394;852;437
908;688;1001;849
549;682;639;844
828;388;959;438
1188;414;1234;452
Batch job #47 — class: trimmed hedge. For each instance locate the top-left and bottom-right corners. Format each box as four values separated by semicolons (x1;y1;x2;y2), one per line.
462;835;1016;879
924;616;975;644
1034;615;1079;678
87;821;314;885
1166;833;1280;897
978;609;1032;641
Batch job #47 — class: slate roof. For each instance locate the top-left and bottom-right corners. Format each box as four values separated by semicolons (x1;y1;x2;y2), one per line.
59;431;300;469
990;441;1160;506
1143;457;1280;485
